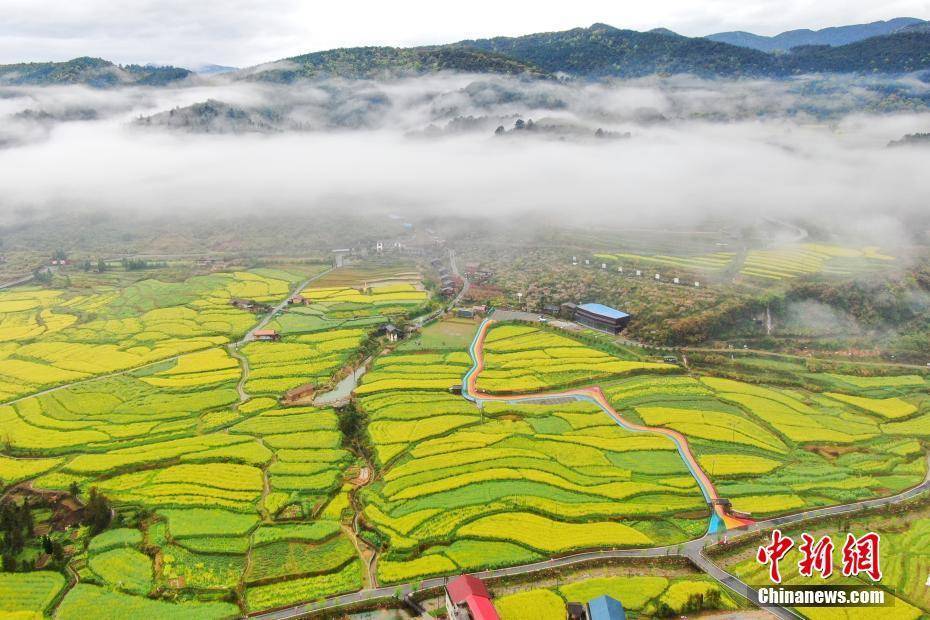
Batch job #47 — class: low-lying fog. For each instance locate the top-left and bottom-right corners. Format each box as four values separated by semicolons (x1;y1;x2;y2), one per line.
1;72;929;241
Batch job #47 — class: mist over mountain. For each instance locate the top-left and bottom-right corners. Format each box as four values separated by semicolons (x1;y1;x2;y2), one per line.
707;17;926;52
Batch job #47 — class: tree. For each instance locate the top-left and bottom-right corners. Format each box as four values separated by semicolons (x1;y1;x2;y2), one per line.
69;481;80;498
514;119;525;130
84;488;112;535
494;125;505;135
42;535;53;555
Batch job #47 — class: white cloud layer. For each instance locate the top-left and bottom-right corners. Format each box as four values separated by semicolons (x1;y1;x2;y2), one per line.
0;73;928;247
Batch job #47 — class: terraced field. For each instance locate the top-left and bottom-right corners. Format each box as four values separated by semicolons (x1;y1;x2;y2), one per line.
594;251;736;273
0;268;310;402
603;372;929;518
357;323;710;585
740;243;894;280
476;324;670;394
4;262;929;618
0;264;398;617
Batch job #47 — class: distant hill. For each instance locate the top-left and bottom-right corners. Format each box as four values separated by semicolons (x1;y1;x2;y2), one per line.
241;46;548;82
707;17;925;52
194;63;239;75
780;31;930;74
0;57;192;87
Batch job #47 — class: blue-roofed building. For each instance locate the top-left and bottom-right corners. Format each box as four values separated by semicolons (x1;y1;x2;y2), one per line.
574;303;631;334
587;595;626;620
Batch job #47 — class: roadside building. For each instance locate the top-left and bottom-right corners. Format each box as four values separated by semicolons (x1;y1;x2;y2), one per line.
574;303;630;334
253;329;280;342
445;575;500;620
457;308;474;319
288;295;309;305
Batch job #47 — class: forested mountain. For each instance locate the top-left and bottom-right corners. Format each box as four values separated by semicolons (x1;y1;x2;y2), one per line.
6;21;930;87
0;57;192;87
242;46;547;82
707;17;925;52
780;31;930;74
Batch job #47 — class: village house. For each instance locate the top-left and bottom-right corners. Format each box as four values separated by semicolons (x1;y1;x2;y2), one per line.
253;329;280;341
445;575;500;620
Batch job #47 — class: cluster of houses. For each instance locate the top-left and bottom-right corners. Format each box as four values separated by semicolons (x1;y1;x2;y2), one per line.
444;575;626;620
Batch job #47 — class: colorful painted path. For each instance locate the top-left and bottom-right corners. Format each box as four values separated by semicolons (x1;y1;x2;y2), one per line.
462;316;754;534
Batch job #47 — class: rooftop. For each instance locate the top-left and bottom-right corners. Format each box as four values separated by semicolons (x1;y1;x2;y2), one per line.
446;575;490;604
588;594;625;620
578;303;629;320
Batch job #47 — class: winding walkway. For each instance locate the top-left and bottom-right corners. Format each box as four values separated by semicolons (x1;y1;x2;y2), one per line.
462;316;753;534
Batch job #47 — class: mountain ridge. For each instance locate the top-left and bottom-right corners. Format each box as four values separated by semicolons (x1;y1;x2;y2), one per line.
4;19;930;87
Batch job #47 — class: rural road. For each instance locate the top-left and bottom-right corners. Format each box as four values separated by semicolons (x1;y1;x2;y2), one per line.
253;315;930;620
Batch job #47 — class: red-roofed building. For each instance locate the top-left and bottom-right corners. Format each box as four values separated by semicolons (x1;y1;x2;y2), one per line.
253;329;280;341
445;575;500;620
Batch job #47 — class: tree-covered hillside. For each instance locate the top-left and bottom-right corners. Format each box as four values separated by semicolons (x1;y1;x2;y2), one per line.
243;46;548;82
0;57;192;87
455;23;778;78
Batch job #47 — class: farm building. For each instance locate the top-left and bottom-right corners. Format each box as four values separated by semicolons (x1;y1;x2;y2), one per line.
378;323;402;342
574;303;630;334
587;595;626;620
559;302;578;320
445;575;500;620
288;294;309;305
457;308;474;319
253;329;280;341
